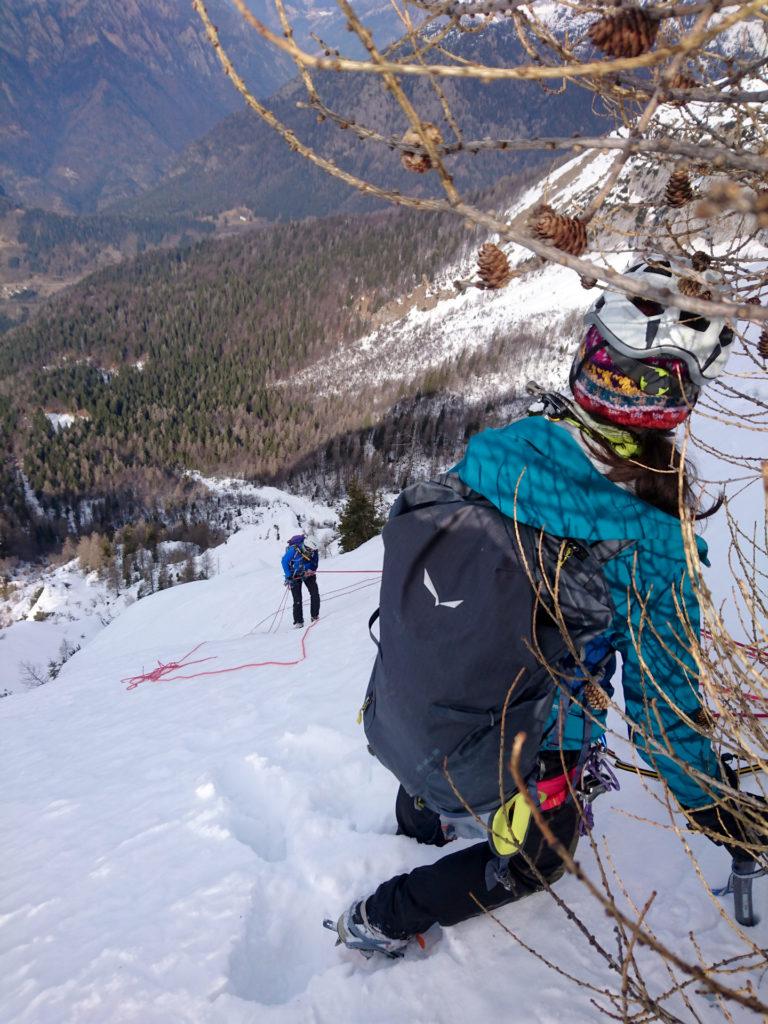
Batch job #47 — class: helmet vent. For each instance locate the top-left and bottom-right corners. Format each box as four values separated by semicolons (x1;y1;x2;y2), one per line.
643;263;672;278
631;297;664;317
645;318;660;346
678;310;710;332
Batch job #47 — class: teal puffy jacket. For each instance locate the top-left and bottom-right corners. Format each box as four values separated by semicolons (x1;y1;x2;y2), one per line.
453;415;719;809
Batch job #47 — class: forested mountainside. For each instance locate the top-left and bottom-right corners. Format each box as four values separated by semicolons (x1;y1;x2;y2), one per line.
0;0;294;213
0;14;606;342
0;197;216;334
0;162;573;562
0;173;495;558
119;21;607;222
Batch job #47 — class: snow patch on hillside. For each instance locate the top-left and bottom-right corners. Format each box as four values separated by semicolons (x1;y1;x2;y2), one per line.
44;412;76;431
285;144;642;401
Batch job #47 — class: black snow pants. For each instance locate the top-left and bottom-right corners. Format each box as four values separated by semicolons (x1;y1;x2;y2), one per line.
290;574;320;625
364;783;580;939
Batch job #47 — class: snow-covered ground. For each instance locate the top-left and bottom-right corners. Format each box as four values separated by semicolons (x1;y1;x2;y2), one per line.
0;483;339;696
2;296;766;1021
0;560;125;694
1;486;766;1023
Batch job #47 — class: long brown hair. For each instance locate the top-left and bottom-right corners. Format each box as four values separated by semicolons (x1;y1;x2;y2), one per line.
584;427;718;520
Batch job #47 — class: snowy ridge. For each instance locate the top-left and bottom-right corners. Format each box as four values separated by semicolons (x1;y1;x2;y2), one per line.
287;73;767;406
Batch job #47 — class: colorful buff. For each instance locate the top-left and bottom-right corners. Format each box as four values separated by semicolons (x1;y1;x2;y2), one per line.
569;325;700;430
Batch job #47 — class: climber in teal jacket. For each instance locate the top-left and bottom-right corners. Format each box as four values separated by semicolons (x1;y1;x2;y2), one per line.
329;259;764;960
453;410;717;809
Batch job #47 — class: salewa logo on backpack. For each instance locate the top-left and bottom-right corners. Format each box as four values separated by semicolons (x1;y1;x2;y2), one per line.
423;569;463;609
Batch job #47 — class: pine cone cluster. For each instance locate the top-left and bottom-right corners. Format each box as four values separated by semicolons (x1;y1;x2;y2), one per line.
667;72;698;105
677;277;711;300
584;682;610;712
530;204;588;256
665;168;693;208
694;706;715;730
400;123;443;174
757;189;768;229
477;242;512;289
670;71;698;91
747;297;768;359
588;8;659;58
691;251;711;272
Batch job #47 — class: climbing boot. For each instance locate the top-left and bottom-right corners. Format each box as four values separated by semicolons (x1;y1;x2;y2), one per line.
324;899;411;959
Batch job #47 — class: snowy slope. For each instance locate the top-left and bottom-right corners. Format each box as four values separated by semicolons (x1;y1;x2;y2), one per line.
287;150;617;401
289;77;767;407
0;482;339;695
2;512;765;1024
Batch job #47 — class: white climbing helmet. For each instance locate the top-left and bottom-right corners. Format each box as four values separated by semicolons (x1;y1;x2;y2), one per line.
584;258;734;386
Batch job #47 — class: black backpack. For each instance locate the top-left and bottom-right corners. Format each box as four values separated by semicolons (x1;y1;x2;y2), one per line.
362;474;619;817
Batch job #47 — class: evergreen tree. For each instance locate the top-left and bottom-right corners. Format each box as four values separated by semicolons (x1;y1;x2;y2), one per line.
181;553;197;584
199;549;214;580
122;552;134;588
106;556;121;595
338;480;385;552
157;561;171;591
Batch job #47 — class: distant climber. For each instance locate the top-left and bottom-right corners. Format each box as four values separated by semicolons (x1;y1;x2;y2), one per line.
282;535;320;628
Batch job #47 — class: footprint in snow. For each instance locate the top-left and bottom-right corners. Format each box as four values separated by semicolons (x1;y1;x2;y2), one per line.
226;874;338;1005
210;754;310;863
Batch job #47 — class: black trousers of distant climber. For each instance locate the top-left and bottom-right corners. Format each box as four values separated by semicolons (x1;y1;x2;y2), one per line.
290;574;320;625
364;782;580;939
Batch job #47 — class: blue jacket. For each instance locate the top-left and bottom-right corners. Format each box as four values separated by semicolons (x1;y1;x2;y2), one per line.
282;543;318;581
453;415;718;809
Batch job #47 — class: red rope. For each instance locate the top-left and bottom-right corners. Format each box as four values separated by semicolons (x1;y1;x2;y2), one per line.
701;628;768;668
123;573;768;704
122;622;320;690
122;568;383;691
122;643;214;691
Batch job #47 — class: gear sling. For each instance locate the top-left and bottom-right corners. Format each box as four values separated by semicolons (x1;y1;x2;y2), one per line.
362;474;619;861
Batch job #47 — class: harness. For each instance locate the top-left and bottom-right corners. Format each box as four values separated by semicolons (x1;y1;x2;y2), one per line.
481;745;620;890
288;543;316;579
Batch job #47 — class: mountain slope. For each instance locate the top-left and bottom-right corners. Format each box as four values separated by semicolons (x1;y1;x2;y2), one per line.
3;96;764;558
0;0;294;213
119;21;606;222
0;191;510;555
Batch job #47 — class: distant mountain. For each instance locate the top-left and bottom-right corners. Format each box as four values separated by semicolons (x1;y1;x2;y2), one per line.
0;0;410;216
117;21;607;222
0;0;296;213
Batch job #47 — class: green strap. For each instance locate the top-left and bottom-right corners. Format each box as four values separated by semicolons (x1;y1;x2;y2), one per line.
525;387;643;459
561;413;643;459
